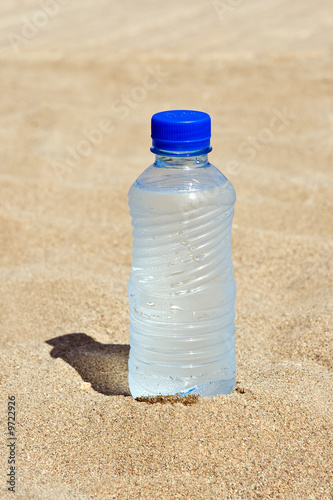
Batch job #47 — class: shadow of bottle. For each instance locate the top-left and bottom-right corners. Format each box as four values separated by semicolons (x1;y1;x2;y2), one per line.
46;333;130;396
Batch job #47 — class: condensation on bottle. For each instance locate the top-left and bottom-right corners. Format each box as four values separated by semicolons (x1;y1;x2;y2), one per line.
128;110;236;397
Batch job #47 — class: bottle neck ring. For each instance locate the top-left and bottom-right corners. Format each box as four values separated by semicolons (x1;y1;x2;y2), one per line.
150;146;212;157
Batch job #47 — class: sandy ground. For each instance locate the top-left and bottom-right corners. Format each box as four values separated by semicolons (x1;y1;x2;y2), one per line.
0;0;333;498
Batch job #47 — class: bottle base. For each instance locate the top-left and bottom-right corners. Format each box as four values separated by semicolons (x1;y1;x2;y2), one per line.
129;373;236;398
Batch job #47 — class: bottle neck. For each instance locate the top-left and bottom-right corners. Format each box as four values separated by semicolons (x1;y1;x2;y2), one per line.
154;153;209;169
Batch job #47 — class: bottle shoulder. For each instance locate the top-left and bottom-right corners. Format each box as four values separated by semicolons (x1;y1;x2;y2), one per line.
132;162;234;194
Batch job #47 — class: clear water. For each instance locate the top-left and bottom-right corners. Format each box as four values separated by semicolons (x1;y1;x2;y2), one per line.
128;178;236;397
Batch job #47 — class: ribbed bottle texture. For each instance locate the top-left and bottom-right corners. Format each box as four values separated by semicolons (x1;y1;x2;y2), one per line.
128;180;236;397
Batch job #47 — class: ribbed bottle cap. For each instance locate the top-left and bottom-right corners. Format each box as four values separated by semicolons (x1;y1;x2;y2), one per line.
151;110;211;154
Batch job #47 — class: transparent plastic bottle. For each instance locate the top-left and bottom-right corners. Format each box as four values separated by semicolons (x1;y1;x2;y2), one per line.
128;110;236;397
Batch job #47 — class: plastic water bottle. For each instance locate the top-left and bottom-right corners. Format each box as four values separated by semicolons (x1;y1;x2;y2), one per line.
128;110;236;397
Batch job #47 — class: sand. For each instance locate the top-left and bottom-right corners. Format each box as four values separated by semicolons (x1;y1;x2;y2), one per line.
0;0;332;498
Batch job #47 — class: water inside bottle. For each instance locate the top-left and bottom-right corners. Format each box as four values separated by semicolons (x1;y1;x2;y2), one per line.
128;181;236;397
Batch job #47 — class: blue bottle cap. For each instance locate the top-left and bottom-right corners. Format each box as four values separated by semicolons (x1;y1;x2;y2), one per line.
151;110;212;155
